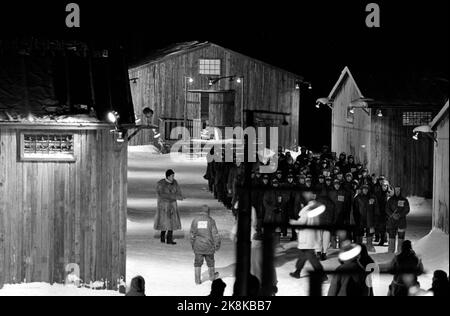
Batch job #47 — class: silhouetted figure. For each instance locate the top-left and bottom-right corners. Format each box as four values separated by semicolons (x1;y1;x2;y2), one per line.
125;276;146;296
209;279;227;297
388;240;424;296
428;270;450;297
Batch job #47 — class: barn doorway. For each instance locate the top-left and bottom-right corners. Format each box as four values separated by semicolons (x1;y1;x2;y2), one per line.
187;90;236;138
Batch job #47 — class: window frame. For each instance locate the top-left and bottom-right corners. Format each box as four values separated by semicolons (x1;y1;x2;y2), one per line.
198;58;221;76
18;130;77;162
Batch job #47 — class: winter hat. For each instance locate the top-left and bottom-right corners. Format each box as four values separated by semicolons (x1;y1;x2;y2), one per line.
325;176;332;181
165;169;175;178
345;172;353;178
361;184;369;190
333;179;341;184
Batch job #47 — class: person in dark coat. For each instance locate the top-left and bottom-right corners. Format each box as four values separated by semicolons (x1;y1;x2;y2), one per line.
345;155;357;175
328;179;352;247
353;163;363;180
388;240;424;296
386;186;410;253
328;244;374;296
254;174;271;234
190;205;221;285
263;178;290;245
374;180;390;246
155;169;184;245
325;176;333;192
209;279;227;297
335;152;347;171
428;270;450;297
353;184;379;252
342;172;354;193
126;276;146;296
315;175;328;197
283;173;298;240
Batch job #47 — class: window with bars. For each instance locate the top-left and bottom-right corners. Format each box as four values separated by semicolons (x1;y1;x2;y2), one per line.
402;112;433;126
199;59;221;75
19;132;75;161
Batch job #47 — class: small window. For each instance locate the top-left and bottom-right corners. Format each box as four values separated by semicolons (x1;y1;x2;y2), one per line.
19;132;76;162
199;59;221;75
402;112;433;126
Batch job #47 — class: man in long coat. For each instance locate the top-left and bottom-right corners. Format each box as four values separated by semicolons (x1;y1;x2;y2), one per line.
155;169;184;245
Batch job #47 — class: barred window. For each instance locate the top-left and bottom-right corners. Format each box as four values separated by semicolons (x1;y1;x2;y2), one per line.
20;132;75;162
402;112;433;126
199;59;221;75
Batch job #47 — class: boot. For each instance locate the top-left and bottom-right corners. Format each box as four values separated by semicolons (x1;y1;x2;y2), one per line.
195;267;202;285
378;233;386;247
209;267;219;281
388;238;396;253
396;239;404;254
166;231;177;245
289;271;301;279
366;236;376;253
160;231;166;243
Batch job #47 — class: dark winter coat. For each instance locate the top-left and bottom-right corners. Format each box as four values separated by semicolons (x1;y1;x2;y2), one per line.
386;195;410;230
126;276;146;296
388;251;424;296
190;212;221;255
316;195;335;226
154;179;183;231
328;260;373;296
328;189;352;225
263;189;290;226
353;193;379;229
375;189;390;229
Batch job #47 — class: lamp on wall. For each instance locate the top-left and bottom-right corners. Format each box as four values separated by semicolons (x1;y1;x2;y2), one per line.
376;109;383;117
412;125;437;142
315;98;333;110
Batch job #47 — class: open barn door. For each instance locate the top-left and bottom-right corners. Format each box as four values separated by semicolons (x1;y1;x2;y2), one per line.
209;91;236;131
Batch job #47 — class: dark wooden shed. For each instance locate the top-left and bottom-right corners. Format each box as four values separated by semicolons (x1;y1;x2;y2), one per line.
327;66;447;197
128;41;305;149
0;39;135;289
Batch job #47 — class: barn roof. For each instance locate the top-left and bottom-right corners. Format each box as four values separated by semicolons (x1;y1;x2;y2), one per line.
328;66;448;109
129;41;304;80
0;38;135;125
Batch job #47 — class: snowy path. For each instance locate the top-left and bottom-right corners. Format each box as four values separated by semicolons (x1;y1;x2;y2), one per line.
125;147;441;296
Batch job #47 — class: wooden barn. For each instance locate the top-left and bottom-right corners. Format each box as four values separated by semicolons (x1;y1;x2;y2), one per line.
0;39;135;289
128;41;305;149
326;66;447;197
431;100;449;233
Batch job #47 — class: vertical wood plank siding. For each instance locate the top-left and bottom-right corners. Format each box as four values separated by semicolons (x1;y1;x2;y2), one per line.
128;45;300;149
432;112;449;233
331;76;434;197
0;128;127;288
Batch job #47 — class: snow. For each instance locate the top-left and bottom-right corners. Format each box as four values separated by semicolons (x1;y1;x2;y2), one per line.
0;146;446;296
0;283;122;296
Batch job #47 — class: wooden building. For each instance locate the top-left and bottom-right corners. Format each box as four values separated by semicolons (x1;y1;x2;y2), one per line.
431;100;449;233
128;41;305;149
0;39;135;288
327;66;447;197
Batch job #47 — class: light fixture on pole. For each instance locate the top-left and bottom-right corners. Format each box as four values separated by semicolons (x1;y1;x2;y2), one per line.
295;82;300;90
376;109;383;117
308;83;312;90
412;125;436;142
184;76;194;140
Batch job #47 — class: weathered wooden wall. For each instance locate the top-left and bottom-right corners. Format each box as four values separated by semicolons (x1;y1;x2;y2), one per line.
0;127;127;288
331;76;434;197
432;111;449;233
331;74;372;167
370;109;433;197
128;45;300;149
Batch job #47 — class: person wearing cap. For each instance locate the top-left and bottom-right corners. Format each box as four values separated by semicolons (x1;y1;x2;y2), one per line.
335;152;347;172
345;155;357;174
386;186;410;253
263;177;290;246
190;205;221;285
155;169;184;245
353;163;363;180
296;146;309;167
319;159;331;178
353;184;379;252
328;179;352;247
336;172;344;184
304;176;313;191
325;176;333;192
374;180;390;246
342;172;354;193
332;166;340;178
289;190;327;281
315;175;328;198
284;173;299;241
373;175;386;196
320;145;332;161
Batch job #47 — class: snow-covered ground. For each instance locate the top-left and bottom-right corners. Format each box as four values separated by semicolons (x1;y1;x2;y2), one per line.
0;146;447;296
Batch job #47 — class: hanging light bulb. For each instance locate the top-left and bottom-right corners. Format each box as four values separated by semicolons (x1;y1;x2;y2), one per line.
315;102;320;109
349;107;355;114
107;111;119;124
412;132;419;140
308;83;312;90
377;109;383;117
208;79;213;86
236;77;242;84
188;77;194;83
282;116;289;126
295;83;300;90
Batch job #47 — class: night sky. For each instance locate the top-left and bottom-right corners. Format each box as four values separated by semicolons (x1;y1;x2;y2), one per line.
1;0;448;149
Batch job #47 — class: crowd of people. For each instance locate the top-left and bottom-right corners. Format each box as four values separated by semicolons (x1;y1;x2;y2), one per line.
143;147;448;297
205;144;410;257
